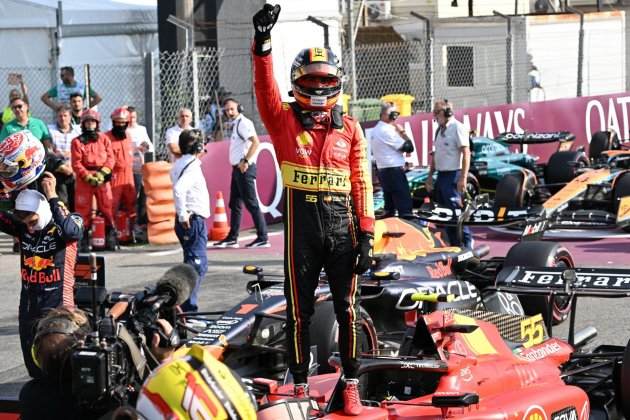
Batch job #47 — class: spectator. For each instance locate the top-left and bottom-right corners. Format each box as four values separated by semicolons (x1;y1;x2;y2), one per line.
104;107;136;236
370;102;414;218
0;97;53;152
69;92;85;127
48;106;80;210
2;73;29;127
71;109;116;251
425;99;472;248
200;86;231;141
164;107;193;162
41;66;102;111
126;106;153;229
170;129;209;313
213;98;268;248
0;173;83;378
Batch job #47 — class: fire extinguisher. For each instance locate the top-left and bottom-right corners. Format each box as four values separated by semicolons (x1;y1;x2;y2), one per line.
116;211;131;243
91;215;106;250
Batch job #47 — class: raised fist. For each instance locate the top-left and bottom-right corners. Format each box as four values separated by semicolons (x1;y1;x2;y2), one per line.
253;4;281;37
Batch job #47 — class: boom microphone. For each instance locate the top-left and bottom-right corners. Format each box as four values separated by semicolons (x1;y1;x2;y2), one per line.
154;263;198;307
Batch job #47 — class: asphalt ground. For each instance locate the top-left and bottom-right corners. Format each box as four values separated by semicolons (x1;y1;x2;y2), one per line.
0;223;628;400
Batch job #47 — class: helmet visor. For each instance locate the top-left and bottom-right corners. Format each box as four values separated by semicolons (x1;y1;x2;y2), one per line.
292;62;342;82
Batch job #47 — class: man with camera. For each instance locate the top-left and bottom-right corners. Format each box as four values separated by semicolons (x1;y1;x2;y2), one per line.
371;102;414;218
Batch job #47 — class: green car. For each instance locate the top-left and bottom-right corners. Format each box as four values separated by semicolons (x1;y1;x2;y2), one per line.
374;131;583;211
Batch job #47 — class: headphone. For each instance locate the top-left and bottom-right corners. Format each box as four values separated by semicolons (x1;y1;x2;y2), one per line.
384;103;400;122
443;99;453;118
222;98;243;115
179;129;205;155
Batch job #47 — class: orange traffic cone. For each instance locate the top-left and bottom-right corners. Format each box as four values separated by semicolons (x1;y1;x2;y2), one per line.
210;191;230;241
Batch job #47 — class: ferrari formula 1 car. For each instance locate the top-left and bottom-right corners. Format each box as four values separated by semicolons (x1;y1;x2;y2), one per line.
254;265;630;419
374;131;581;211
185;212;574;380
493;130;630;232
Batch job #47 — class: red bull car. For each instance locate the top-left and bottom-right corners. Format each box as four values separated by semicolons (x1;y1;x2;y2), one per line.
254;265;630;419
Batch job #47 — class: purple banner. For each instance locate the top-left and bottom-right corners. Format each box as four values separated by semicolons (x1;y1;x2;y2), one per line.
202;92;630;229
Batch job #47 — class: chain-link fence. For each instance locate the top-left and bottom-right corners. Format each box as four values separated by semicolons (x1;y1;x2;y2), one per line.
0;62;146;130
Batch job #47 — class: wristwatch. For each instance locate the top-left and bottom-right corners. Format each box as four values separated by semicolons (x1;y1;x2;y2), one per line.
240;158;250;165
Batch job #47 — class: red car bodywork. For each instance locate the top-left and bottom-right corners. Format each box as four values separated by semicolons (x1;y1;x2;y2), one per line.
262;310;589;419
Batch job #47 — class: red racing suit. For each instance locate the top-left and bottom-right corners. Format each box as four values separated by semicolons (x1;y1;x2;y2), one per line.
105;131;136;224
71;132;115;227
0;199;83;377
253;47;374;383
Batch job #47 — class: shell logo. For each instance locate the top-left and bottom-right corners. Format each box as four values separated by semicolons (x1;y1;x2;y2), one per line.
523;406;548;420
296;132;313;147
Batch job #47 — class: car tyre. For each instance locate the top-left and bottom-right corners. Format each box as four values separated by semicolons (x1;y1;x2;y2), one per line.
494;173;534;209
618;337;630;418
309;301;378;375
502;241;574;325
612;171;630;233
589;130;620;162
544;151;588;187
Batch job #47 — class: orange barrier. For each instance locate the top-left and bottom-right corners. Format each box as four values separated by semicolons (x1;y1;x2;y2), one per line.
210;191;229;241
142;162;178;245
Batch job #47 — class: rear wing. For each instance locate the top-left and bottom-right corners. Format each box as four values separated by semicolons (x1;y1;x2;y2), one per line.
495;266;630;297
495;131;575;145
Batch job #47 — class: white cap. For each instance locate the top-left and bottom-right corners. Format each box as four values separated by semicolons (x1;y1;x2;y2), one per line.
15;189;47;213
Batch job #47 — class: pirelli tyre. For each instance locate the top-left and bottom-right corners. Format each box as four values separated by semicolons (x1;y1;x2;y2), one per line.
465;173;480;199
544;150;588;187
613;171;630;233
502;241;574;326
309;301;377;375
589;130;620;162
494;172;535;210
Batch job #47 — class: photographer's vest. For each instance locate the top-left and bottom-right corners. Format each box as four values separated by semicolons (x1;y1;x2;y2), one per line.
56;81;86;104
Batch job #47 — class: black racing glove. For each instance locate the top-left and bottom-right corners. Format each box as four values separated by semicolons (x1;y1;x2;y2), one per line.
354;232;374;274
252;4;281;56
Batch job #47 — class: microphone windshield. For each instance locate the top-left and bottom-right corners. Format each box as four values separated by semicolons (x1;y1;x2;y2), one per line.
155;264;198;306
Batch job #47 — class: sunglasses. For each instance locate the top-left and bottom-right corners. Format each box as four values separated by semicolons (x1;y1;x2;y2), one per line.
12;104;24;110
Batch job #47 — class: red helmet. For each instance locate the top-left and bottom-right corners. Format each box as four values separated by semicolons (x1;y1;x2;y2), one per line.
290;47;343;111
111;107;130;123
80;109;101;124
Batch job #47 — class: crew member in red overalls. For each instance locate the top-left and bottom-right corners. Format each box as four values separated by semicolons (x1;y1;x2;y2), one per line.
105;107;136;239
71;109;115;250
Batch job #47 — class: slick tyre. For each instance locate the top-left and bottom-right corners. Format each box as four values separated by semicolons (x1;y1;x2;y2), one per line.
503;241;574;325
612;172;630;233
309;301;377;375
494;173;534;209
544;151;588;186
589;130;620;162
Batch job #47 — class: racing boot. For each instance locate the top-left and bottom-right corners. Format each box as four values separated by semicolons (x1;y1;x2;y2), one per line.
293;383;309;399
342;378;362;416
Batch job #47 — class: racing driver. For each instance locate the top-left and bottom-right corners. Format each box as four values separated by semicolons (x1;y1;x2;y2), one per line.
0;172;83;378
252;4;374;415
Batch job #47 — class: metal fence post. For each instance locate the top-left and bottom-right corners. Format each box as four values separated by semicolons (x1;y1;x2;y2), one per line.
567;7;584;97
411;12;433;111
144;51;156;157
346;0;357;114
307;16;330;49
494;10;513;104
192;49;200;127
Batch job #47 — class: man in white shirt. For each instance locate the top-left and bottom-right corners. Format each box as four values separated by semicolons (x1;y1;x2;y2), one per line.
170;129;210;312
48;106;80;210
370;103;414;218
213;99;269;248
425;99;472;248
126;106;154;229
164;107;193;162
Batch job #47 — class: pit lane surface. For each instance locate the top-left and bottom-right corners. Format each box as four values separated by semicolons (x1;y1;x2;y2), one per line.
0;225;627;399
